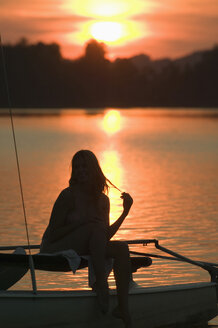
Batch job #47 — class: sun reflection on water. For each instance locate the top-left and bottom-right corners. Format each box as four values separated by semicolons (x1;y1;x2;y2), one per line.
100;149;123;224
102;109;122;135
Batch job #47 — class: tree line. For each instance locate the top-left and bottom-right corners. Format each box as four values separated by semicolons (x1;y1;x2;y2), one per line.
0;38;218;108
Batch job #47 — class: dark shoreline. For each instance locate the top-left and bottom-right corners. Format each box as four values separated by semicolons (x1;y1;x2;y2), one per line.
1;107;218;120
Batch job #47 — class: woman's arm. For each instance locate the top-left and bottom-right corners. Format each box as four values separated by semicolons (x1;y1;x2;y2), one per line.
108;192;133;239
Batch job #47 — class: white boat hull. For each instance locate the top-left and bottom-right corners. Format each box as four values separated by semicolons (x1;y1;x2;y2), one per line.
0;282;217;328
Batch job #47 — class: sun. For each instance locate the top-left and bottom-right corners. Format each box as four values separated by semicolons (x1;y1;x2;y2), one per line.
65;19;145;53
90;22;123;42
61;0;153;53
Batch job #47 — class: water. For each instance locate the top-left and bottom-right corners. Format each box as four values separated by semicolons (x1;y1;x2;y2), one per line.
0;108;218;324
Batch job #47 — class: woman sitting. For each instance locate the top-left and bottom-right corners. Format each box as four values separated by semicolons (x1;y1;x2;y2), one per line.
40;150;133;328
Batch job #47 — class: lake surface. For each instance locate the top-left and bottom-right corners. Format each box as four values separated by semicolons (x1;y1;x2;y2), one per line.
0;108;218;312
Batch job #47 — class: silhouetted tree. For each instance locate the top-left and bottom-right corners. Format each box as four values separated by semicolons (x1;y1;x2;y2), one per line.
73;39;111;106
0;38;218;108
84;39;106;63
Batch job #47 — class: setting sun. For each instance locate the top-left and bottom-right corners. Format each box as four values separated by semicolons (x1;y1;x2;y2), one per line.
62;0;149;49
66;19;144;48
90;22;123;42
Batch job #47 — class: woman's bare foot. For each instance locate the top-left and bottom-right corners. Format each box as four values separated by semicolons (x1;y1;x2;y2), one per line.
96;282;109;314
112;306;133;328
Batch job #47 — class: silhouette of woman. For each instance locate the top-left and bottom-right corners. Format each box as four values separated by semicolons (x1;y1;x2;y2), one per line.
40;150;133;327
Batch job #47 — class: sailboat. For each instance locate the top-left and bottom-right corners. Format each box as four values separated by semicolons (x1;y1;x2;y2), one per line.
0;36;217;328
0;239;217;328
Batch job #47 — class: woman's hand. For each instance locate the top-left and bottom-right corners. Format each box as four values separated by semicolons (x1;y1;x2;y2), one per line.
108;192;133;239
121;192;133;215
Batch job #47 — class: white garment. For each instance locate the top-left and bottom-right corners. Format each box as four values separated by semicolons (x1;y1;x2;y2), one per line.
38;249;81;273
38;250;113;287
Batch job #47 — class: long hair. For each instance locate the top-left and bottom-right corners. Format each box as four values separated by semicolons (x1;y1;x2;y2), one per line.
69;150;119;195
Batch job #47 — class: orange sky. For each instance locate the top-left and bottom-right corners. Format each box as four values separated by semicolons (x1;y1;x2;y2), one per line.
0;0;218;60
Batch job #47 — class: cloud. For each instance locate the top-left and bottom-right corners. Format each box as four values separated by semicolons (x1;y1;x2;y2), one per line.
145;0;218;16
0;0;62;16
0;0;89;44
0;12;89;44
133;12;218;42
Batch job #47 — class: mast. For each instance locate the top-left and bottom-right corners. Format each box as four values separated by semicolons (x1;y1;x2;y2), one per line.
0;34;37;294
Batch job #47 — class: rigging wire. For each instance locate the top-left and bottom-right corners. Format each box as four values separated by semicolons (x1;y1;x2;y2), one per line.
0;34;37;294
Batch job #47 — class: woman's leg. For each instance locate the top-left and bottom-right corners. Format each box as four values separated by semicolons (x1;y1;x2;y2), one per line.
88;223;109;313
42;222;109;312
106;241;132;328
41;222;110;312
88;224;108;287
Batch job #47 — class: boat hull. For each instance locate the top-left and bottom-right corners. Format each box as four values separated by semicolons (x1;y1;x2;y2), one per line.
0;282;217;328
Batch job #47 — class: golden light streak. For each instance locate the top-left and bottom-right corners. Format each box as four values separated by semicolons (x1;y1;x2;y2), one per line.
90;2;126;17
61;0;150;18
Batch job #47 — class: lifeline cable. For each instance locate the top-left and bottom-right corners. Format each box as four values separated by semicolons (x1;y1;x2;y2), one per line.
0;34;37;294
